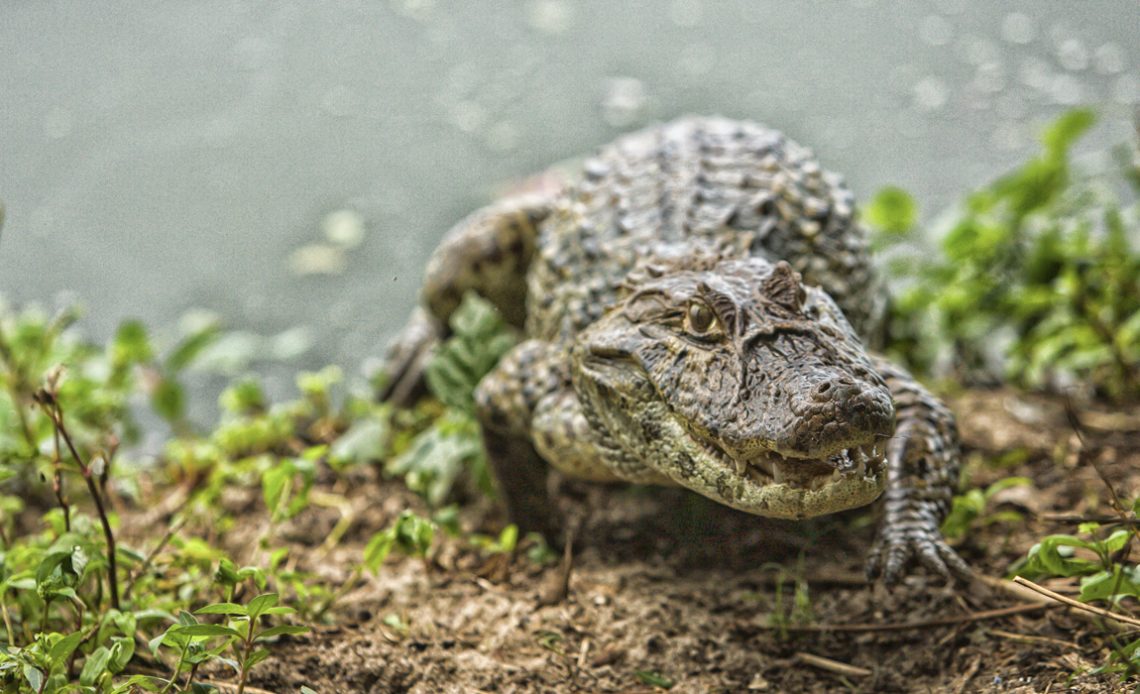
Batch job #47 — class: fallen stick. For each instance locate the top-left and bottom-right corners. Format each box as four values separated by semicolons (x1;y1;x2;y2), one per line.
795;651;872;678
1012;576;1140;629
756;601;1051;634
952;655;983;694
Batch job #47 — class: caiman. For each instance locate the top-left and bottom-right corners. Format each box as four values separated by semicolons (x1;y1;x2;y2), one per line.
382;117;969;583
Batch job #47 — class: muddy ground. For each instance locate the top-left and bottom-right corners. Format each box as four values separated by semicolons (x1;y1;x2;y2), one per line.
161;389;1140;693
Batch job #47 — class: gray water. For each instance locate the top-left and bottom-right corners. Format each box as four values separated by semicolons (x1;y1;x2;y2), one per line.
2;1;1137;383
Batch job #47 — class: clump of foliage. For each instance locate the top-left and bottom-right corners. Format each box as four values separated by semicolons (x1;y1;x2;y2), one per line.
0;288;521;690
0;305;335;692
869;108;1140;401
385;293;516;506
1012;497;1140;679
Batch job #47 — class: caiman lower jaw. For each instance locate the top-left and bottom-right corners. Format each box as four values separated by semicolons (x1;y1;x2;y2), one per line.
681;422;888;518
732;443;885;492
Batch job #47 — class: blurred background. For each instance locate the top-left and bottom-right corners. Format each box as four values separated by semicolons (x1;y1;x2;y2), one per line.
1;0;1136;389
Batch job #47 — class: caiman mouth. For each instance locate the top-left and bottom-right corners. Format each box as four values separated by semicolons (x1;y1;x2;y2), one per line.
706;438;884;492
682;420;888;518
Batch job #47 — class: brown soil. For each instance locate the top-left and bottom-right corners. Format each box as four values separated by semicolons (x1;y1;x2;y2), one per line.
169;390;1140;692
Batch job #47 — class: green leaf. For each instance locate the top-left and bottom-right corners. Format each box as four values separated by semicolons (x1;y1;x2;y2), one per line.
1079;566;1140;603
497;524;518;553
382;613;408;634
424;292;516;412
635;670;675;689
23;664;45;693
219;378;266;415
195;602;248;616
1102;529;1132;554
245;647;272;670
149;626;178;657
80;646;112;686
167;324;221;372
864;186;918;235
1019;534;1103;579
262;463;292;517
151;378;186;424
112;320;154;366
363;529;396;574
174;624;244;639
113;674;167;693
1042;108;1095;161
108;635;136;673
7;577;36;591
329;414;388;467
36;549;71;584
261;606;297;616
47;631;85;670
387;414;483;506
256;625;309;640
247;593;280;620
984;476;1032;497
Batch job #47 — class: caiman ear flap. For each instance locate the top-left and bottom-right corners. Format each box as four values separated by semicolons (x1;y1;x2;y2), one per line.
762;261;806;313
621;289;670;323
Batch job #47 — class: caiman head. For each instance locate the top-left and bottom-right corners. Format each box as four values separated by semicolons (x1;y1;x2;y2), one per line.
571;257;893;519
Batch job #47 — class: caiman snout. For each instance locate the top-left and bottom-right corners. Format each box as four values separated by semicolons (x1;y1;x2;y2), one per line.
785;375;894;458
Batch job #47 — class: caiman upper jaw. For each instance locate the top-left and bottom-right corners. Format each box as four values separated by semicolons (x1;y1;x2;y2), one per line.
706;432;885;492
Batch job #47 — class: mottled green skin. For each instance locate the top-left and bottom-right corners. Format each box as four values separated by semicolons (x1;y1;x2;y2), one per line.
385;117;969;583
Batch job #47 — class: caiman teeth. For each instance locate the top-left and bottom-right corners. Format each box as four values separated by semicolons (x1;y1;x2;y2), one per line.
688;425;885;491
736;442;883;490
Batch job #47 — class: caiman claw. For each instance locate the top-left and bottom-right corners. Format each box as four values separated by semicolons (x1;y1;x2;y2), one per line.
866;494;972;584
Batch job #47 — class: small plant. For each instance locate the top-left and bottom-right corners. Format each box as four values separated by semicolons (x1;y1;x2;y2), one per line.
762;562;813;639
940;476;1032;541
363;511;436;575
468;524;519;556
1013;497;1140;679
313;510;439;621
156;593;308;694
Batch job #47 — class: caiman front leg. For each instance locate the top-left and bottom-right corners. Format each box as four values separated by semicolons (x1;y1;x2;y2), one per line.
866;356;972;584
474;339;667;544
379;194;551;405
473;340;567;542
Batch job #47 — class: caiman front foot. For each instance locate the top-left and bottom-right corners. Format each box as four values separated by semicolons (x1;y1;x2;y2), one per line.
865;494;972;584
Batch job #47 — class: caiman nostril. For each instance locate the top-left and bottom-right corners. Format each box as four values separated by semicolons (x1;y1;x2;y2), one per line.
812;380;836;401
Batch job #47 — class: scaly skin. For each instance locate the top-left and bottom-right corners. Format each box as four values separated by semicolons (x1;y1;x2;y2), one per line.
383;117;970;583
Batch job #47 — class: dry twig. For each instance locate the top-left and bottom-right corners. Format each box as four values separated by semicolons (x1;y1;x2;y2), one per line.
952;655;983;694
538;523;576;606
985;628;1079;650
795;652;871;678
755;601;1051;634
1012;576;1140;629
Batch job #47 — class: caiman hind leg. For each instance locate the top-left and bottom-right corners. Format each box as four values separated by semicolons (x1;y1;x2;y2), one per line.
865;356;972;584
379;194;551;404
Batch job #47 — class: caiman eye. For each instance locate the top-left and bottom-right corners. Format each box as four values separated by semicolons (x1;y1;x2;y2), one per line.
686;301;718;335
